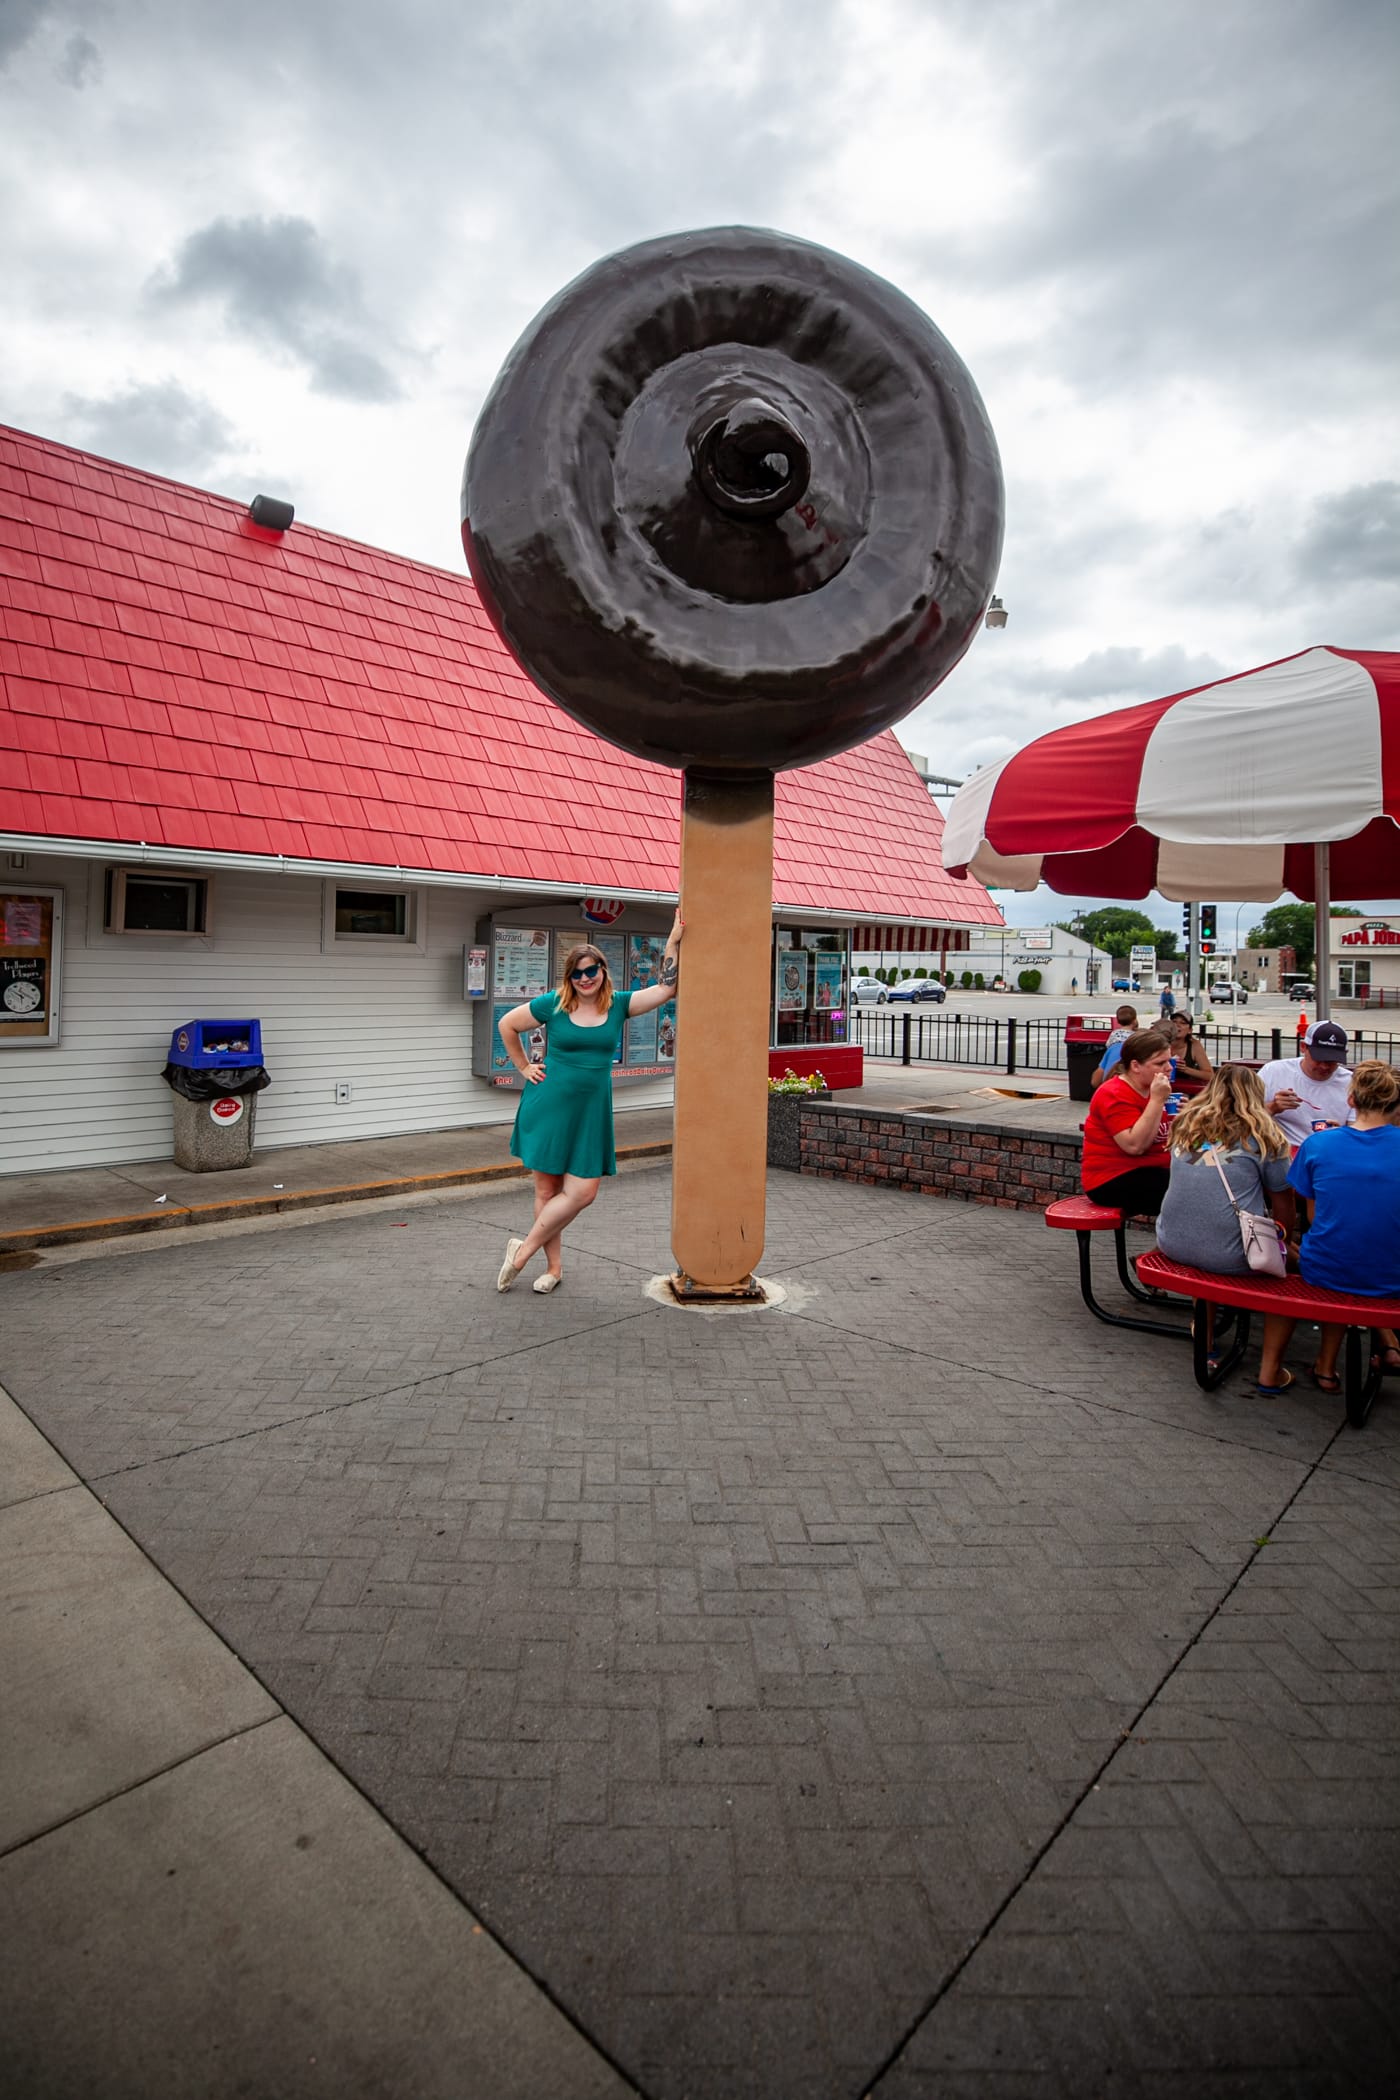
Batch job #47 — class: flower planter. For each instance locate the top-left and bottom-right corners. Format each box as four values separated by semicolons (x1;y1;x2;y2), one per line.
766;1088;830;1170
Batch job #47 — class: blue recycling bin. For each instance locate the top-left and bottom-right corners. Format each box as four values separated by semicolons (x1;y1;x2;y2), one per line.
167;1019;264;1069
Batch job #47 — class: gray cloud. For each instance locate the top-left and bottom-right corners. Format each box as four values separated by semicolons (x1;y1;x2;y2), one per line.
0;0;45;65
1294;482;1400;586
58;29;98;86
152;214;401;402
1025;645;1229;706
900;2;1398;406
59;378;240;481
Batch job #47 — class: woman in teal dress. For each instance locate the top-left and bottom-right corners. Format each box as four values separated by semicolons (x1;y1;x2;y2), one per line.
495;910;684;1293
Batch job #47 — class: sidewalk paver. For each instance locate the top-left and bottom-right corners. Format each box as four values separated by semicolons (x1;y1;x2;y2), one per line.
0;1386;633;2099
2;1162;1396;2098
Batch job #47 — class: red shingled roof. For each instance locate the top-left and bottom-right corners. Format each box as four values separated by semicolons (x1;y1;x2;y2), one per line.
0;424;1000;924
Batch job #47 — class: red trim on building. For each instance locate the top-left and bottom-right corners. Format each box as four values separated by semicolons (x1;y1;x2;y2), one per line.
0;425;1001;927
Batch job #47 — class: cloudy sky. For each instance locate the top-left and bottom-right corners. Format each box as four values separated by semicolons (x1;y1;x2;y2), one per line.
2;0;1396;926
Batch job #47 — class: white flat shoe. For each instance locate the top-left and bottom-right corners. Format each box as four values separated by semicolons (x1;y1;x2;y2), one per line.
532;1272;563;1294
496;1237;525;1291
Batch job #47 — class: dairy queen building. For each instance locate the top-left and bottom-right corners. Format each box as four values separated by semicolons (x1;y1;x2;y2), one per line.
0;425;1002;1175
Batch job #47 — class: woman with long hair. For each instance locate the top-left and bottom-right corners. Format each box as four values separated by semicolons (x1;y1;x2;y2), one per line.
494;910;683;1292
1166;1009;1213;1097
1156;1067;1295;1378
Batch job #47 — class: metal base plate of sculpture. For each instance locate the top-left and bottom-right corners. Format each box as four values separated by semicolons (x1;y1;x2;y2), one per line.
463;226;1003;1295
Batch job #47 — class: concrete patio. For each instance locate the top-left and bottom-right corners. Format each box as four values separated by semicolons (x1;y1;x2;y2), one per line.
3;1158;1396;2097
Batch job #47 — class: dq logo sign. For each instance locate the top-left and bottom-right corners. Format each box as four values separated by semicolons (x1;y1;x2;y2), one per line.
209;1095;245;1125
581;898;626;924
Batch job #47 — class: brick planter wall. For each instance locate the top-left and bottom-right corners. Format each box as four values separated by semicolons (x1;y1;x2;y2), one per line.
797;1101;1082;1212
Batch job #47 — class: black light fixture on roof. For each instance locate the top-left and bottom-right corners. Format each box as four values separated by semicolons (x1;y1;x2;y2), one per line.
248;494;294;533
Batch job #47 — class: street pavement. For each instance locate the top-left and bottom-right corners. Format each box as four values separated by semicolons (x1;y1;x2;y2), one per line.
2;1162;1398;2098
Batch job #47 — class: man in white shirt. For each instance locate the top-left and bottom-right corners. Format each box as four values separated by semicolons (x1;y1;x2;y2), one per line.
1258;1021;1354;1146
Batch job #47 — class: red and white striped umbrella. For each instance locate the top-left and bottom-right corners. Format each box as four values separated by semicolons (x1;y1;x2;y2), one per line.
943;647;1400;902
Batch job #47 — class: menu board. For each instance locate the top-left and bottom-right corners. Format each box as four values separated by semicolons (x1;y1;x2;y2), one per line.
1;888;59;1045
493;926;553;1002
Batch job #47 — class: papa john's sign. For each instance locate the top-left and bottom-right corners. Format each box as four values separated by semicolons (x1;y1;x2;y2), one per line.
1340;920;1400;946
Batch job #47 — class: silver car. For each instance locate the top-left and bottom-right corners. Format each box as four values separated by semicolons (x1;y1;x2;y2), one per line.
851;977;888;1004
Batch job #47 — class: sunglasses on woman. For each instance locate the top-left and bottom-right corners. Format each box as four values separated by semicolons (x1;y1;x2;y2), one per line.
570;962;603;982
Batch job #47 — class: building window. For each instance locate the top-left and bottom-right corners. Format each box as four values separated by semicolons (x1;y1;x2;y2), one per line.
323;883;426;950
770;926;851;1048
105;869;209;935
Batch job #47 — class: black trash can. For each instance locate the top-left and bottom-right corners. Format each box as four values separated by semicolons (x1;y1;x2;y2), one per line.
162;1020;271;1171
1064;1013;1113;1103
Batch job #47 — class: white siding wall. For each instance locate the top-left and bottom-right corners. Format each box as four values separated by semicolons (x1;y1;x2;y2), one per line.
0;857;674;1174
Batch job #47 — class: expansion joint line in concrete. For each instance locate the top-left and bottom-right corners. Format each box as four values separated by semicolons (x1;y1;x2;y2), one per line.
82;1305;664;1486
0;1713;280;1865
11;1436;652;2100
778;1294;1345;1469
858;1412;1352;2095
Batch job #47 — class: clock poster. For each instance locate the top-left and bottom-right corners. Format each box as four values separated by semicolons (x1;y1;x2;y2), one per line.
1;888;61;1045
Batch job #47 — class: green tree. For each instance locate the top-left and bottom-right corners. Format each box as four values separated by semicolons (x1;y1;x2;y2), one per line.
1069;908;1161;958
1243;904;1362;973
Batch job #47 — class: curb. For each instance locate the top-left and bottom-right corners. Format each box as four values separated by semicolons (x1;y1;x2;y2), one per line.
0;1141;674;1255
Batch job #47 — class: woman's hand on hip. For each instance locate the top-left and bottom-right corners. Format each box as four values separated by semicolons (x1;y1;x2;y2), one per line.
523;1062;546;1084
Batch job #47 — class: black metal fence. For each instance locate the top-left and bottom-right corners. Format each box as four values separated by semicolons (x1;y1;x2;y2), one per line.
852;1010;1400;1077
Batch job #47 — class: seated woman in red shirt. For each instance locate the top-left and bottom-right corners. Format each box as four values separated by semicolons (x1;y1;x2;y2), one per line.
1081;1028;1174;1216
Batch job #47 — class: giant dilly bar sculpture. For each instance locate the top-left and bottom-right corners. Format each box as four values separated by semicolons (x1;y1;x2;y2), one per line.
463;227;1003;1295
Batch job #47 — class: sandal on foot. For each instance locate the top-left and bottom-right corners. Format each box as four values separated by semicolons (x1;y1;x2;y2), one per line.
496;1236;525;1292
532;1272;563;1294
1309;1365;1341;1394
1372;1345;1400;1377
1255;1369;1295;1396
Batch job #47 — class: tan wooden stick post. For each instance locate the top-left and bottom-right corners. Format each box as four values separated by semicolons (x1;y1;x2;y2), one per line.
670;770;775;1296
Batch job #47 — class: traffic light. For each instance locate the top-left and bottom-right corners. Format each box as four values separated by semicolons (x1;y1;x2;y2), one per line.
1182;904;1192;942
1200;904;1217;943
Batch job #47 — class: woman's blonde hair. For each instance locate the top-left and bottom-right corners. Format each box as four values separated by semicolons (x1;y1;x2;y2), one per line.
556;943;613;1016
1349;1059;1400;1116
1169;1064;1288;1158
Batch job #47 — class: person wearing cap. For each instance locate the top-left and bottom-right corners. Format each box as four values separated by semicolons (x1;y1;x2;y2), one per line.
1256;1021;1354;1149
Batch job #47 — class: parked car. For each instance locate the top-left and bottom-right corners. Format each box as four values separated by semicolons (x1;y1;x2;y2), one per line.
1209;981;1249;1005
886;979;947;1004
1111;977;1138;992
1288;980;1316;1001
851;977;888;1004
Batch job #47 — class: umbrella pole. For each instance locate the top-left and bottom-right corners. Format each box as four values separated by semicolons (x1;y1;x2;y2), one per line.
1314;843;1331;1021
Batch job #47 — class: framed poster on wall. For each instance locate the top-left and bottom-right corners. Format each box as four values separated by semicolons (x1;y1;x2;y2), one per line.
813;954;844;1010
0;886;62;1046
776;946;807;1011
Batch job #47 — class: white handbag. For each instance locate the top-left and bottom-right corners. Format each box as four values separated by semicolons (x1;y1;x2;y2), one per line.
1207;1146;1288;1277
